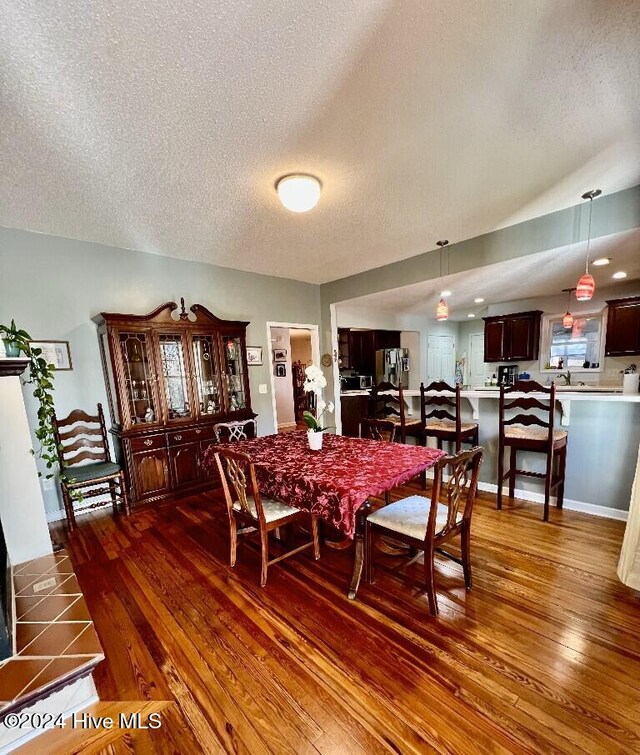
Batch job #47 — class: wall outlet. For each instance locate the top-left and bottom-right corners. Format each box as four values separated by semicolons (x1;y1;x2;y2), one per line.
258;383;268;394
41;477;54;492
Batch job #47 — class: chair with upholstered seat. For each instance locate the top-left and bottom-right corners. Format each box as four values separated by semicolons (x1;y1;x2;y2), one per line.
214;447;320;586
53;404;130;531
213;418;257;443
497;380;567;522
369;381;421;443
365;446;483;615
420;381;479;452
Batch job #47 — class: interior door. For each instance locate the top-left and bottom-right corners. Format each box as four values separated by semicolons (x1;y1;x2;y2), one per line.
427;335;455;384
469;333;486;388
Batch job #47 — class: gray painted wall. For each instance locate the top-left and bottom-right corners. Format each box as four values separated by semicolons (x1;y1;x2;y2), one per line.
0;227;320;516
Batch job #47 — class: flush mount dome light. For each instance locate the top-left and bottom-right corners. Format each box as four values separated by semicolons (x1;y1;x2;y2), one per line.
592;257;611;266
275;174;322;213
612;271;627;279
474;297;484;304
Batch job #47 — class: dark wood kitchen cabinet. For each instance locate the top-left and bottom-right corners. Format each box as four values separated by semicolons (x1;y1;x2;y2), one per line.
338;329;401;377
94;300;256;506
605;297;640;356
483;311;542;362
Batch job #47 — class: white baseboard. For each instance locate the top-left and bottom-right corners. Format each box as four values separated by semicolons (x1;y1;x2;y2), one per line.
477;481;628;522
46;509;66;523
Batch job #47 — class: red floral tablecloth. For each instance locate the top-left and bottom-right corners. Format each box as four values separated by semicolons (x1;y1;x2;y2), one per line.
205;431;443;538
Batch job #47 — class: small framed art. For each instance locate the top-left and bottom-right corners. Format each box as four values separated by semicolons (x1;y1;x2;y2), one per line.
246;346;263;366
29;340;73;370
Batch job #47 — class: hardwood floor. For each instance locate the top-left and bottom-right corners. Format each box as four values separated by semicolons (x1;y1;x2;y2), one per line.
40;485;640;754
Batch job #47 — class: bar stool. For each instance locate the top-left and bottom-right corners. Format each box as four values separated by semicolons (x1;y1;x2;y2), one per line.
369;381;421;443
420;381;479;452
497;380;567;522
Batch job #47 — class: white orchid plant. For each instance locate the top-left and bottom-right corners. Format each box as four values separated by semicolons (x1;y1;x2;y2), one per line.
302;364;334;433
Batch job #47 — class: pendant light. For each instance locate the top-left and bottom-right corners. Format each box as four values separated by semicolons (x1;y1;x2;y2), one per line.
436;240;449;321
561;287;575;329
576;189;601;301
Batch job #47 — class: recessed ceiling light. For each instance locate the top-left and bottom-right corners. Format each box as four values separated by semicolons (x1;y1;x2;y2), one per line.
474;297;484;304
612;271;627;279
467;313;475;318
275;174;322;212
440;290;452;297
592;257;611;266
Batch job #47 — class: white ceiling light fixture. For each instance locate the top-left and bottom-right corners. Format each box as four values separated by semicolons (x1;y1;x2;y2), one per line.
440;289;452;297
474;297;484;304
467;313;475;318
612;271;627;279
275;174;322;213
592;257;611;266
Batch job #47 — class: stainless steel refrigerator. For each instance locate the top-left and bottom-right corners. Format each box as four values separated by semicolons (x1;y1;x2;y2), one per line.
375;348;410;388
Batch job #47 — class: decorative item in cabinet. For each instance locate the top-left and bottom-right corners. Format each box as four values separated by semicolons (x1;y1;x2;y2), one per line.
93;300;256;506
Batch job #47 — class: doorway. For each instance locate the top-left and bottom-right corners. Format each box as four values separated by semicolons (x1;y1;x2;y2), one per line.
468;333;486;389
427;334;455;385
267;323;320;433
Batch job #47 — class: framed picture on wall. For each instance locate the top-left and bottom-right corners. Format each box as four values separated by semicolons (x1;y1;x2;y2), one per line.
274;363;287;378
246;346;263;366
273;348;287;362
29;340;73;370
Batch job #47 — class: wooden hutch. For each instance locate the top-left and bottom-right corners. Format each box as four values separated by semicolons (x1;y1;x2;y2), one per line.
93;300;256;506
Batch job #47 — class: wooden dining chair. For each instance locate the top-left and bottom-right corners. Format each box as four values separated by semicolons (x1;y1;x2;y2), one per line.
497;380;567;522
53;403;130;531
420;381;479;452
369;381;421;443
213;418;257;443
360;418;397;443
365;446;483;616
214;448;320;586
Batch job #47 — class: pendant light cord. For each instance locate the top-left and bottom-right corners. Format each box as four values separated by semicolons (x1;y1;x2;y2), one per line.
585;197;594;273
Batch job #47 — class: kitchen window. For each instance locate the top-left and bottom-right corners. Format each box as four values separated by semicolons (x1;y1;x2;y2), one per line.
540;310;606;372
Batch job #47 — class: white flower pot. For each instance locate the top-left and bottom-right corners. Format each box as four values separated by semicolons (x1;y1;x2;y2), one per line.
307;430;323;451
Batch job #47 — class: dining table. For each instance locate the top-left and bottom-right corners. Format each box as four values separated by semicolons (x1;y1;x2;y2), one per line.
205;431;444;599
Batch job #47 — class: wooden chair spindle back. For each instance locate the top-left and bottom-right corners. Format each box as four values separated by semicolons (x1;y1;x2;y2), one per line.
420;381;460;429
429;447;483;538
360;418;396;443
499;380;556;443
214;448;265;522
53;403;111;469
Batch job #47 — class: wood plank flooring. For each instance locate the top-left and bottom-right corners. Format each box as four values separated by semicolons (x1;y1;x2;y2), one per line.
40;485;640;754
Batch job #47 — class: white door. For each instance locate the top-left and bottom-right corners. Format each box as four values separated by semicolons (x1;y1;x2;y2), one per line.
469;333;486;389
427;335;455;385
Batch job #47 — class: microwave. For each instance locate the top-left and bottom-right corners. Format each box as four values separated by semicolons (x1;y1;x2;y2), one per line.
342;375;373;390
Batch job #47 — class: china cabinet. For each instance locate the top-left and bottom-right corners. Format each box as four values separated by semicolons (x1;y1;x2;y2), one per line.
93;300;256;505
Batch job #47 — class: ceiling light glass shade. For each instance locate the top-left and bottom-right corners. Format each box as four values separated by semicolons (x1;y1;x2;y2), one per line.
474;297;484;303
440;290;452;297
436;298;449;321
576;273;595;301
467;313;475;318
562;311;574;329
592;257;611;266
612;271;627;279
276;174;321;212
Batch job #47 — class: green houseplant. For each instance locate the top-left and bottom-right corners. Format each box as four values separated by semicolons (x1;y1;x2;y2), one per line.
0;320;59;478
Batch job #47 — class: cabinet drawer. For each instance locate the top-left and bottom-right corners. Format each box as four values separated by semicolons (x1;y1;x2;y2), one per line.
168;426;215;446
129;434;166;452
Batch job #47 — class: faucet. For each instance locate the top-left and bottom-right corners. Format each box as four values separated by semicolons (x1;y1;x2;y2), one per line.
556;371;571;386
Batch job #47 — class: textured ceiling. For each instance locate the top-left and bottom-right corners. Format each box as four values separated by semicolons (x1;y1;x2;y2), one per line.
1;0;639;284
338;230;640;319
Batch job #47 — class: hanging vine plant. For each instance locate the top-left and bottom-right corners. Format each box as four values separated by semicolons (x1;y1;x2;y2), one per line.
1;320;59;477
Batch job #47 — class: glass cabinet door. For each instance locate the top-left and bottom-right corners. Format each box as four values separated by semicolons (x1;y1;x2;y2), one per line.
157;333;195;421
221;335;248;413
192;334;222;417
118;331;159;426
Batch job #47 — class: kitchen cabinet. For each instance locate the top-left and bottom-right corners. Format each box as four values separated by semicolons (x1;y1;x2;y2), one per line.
338;329;401;378
605;297;640;356
340;394;370;437
483;311;541;362
94;300;256;506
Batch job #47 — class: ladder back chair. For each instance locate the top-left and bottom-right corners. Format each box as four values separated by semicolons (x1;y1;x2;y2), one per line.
365;446;483;616
53;403;130;531
214;448;320;586
360;418;397;443
213;418;258;443
369;381;420;443
497;380;567;522
420;381;479;451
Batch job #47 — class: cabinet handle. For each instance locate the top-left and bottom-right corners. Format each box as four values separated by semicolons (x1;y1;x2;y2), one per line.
195;429;201;434
174;434;183;441
144;439;153;447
